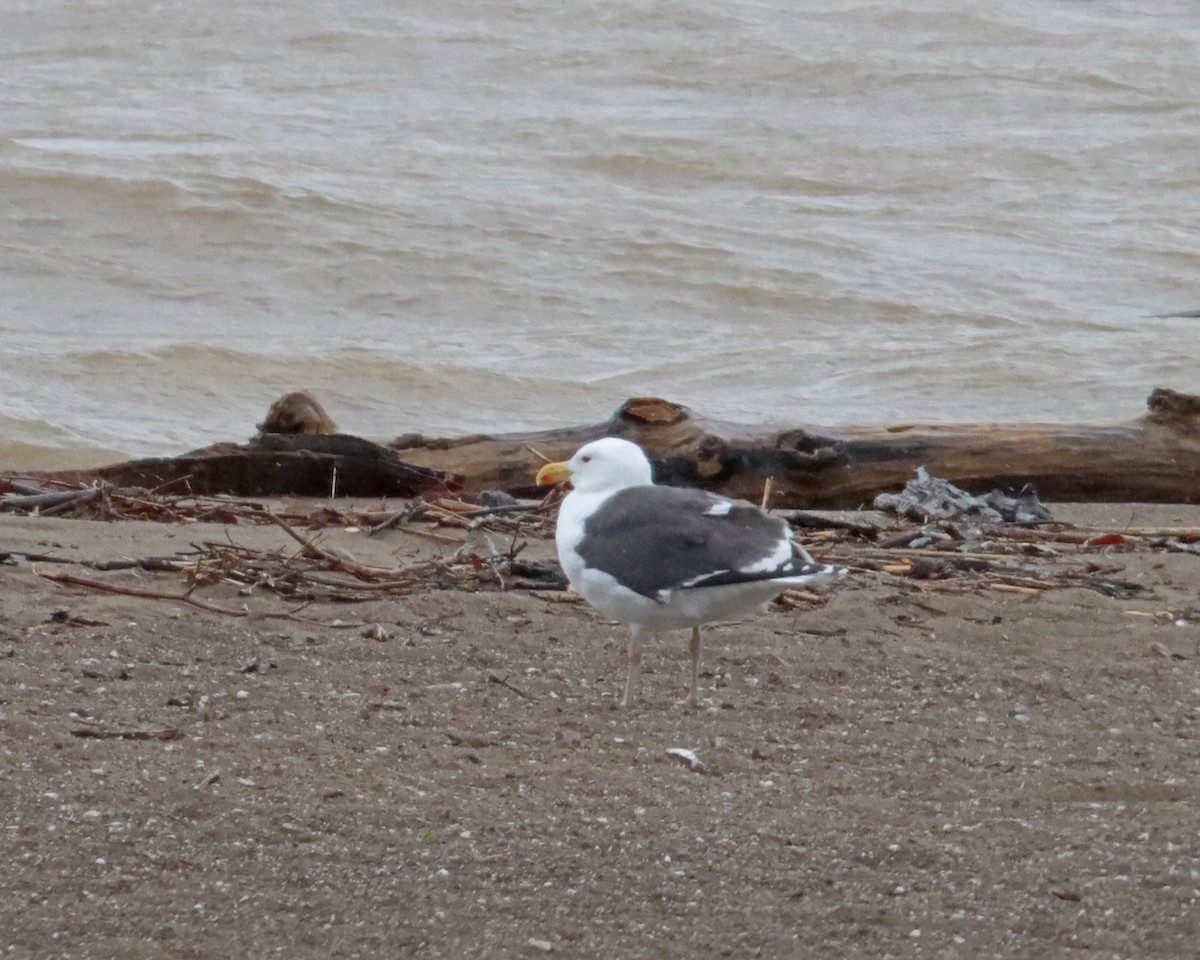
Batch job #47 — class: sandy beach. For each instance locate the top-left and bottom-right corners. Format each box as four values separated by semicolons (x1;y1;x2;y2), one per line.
2;502;1199;958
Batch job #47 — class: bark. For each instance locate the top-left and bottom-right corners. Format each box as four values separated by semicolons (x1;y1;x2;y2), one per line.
12;434;447;500
392;389;1200;508
10;389;1200;508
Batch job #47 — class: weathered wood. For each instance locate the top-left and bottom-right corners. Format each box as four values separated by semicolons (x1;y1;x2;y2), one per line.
256;390;339;435
9;388;1200;507
12;434;447;499
392;389;1200;508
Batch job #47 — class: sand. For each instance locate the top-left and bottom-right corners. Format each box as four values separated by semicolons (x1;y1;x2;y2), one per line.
2;503;1199;959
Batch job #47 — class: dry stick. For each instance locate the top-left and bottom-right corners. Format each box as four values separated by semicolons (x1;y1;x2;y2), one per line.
532;591;585;604
488;674;535;700
368;504;418;537
176;493;270;513
90;556;190;572
978;526;1089;544
265;512;406;581
986;573;1074;590
466;504;550;530
70;727;184;741
1105;527;1200;539
5;550;85;565
787;511;883;537
391;525;464;546
301;572;426;592
471;503;544;518
111;491;183;514
833;546;1049;564
267;512;477;585
1;488;96;511
419;503;471;527
1;474;82;492
431;497;490;514
136;474;197;497
985;583;1045;596
38;570;327;622
538;483;567;516
1;479;49;496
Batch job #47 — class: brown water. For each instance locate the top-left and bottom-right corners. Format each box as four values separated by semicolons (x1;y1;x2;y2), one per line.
3;0;1198;467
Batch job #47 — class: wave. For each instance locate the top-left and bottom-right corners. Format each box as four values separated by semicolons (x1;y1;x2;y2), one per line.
0;153;378;223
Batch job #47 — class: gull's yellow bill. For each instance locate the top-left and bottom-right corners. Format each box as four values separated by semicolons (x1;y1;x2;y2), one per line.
535;460;572;487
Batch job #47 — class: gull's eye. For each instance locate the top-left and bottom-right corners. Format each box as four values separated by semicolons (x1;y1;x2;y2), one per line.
580;455;591;463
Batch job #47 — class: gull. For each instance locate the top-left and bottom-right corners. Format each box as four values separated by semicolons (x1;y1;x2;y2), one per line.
536;437;842;707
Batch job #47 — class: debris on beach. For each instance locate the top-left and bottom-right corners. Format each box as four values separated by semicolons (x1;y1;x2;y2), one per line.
873;467;1053;524
5;467;1197;620
666;748;710;774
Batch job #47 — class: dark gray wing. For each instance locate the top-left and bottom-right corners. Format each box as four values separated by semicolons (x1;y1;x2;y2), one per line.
577;485;810;600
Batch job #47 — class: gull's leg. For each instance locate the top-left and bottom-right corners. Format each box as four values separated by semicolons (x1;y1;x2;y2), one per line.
620;624;646;708
678;626;702;708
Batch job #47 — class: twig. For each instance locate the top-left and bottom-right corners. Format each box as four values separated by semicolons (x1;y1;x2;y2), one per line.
531;591;585;603
3;550;84;565
38;570;326;622
1102;526;1200;539
0;479;49;496
70;727;184;741
419;502;471;527
487;674;535;700
90;557;190;572
368;503;418;537
264;512;405;580
832;546;1034;564
145;474;196;496
300;572;429;592
466;503;550;530
2;487;101;513
787;511;882;538
985;583;1045;596
390;525;465;545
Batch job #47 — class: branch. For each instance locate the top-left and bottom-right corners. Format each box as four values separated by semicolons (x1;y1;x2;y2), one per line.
37;570;334;623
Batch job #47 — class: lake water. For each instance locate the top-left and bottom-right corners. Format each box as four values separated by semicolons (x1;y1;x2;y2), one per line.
3;0;1198;468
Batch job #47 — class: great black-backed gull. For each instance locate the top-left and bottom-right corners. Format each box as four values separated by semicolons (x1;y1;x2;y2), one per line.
536;437;843;707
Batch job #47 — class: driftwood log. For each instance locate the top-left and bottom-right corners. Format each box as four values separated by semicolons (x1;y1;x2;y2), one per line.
14;434;447;500
392;389;1200;507
8;388;1200;507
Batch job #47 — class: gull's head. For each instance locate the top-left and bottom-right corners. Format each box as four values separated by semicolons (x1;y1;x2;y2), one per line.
535;437;654;495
